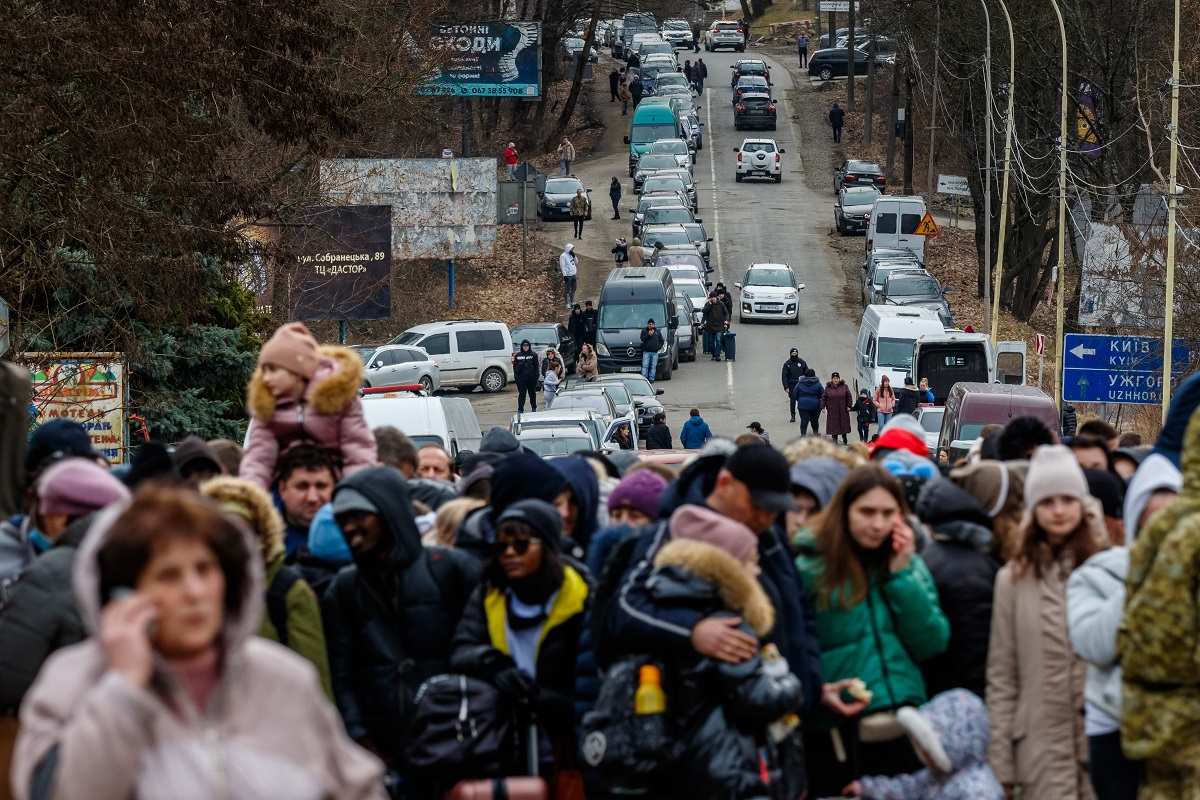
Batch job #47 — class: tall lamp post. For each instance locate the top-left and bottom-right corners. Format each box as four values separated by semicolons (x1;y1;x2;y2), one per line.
1162;0;1182;422
979;0;993;334
1049;0;1069;411
989;0;1017;345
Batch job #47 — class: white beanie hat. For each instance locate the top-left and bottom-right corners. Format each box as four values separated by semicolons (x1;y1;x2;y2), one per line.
1024;444;1089;509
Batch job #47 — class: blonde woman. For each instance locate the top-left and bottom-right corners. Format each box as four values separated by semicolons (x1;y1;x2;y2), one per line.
578;342;599;378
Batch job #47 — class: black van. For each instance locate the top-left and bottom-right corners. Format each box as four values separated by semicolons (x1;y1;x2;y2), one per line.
596;267;679;380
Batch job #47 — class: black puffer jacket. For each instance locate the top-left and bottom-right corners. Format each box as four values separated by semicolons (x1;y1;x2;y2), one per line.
914;479;999;698
646;538;803;799
781;356;807;390
0;515;91;712
1061;403;1078;438
323;467;481;761
645;421;673;450
513;343;540;381
893;386;923;416
451;563;590;740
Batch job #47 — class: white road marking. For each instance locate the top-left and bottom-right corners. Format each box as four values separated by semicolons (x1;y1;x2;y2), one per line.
703;88;735;391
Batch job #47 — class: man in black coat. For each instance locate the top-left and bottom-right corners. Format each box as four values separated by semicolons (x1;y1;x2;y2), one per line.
893;376;923;416
581;300;598;346
323;467;480;766
608;67;620;101
645;411;673;449
828;102;845;143
640;318;665;382
781;348;809;422
512;339;541;413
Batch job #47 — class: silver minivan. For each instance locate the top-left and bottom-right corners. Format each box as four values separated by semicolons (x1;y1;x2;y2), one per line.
389;319;514;392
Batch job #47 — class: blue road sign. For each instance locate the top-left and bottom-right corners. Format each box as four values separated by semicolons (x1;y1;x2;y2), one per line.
1062;334;1194;405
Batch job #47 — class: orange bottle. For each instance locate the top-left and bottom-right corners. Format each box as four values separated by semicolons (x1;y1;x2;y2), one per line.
634;665;666;714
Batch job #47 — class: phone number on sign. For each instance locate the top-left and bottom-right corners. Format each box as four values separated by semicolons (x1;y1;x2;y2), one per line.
421;85;539;97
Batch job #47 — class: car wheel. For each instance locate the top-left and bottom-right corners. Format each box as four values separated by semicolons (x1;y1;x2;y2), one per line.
791;314;800;325
735;172;743;182
739;314;746;323
362;380;372;389
770;123;777;131
773;173;782;183
737;45;744;52
819;66;833;81
419;375;433;393
835;218;842;234
734;122;742;130
659;359;672;380
480;367;506;393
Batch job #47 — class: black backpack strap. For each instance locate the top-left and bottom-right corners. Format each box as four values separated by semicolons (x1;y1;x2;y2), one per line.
266;564;304;648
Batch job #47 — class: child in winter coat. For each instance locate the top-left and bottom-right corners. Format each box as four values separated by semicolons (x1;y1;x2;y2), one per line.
647;505;804;799
852;389;878;442
848;689;1005;800
543;367;560;408
241;322;377;491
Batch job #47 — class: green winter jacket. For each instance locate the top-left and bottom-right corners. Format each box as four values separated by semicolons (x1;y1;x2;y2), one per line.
794;530;949;727
258;550;333;701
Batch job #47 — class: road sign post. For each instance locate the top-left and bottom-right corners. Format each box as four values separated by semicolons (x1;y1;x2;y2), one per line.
0;297;9;359
1062;333;1193;406
1035;333;1046;392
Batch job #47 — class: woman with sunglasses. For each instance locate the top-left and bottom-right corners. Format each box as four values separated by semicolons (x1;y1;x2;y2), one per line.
451;498;590;776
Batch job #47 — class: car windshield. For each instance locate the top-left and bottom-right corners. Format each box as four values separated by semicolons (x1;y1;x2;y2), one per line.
650;141;688;155
544;178;582;194
660;254;703;269
656;74;688;87
741;142;776;153
392;331;424;346
598;301;666;329
549;395;610;415
598;383;632;404
355;347;378;364
638;197;685;213
741;96;771;105
877;337;915;369
682;225;705;243
875;265;924;285
643;179;685;194
887;278;941;297
659;171;693;187
747;269;794;287
518;433;593;456
919;410;945;433
609;376;654;396
714;22;740;30
513;327;557;346
676;282;706;300
643;207;692;224
645;231;692;247
848;161;880;173
631;123;677;142
642;65;673;78
843;188;879;204
638;155;679;171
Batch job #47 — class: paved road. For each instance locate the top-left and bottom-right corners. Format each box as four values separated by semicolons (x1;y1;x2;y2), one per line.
468;49;861;443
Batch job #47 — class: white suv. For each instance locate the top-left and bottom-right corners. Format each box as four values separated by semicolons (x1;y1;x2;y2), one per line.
734;263;805;324
388;319;514;393
734;138;784;183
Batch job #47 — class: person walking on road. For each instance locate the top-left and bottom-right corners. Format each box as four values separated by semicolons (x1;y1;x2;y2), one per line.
645;411;672;449
609;176;622;219
893;376;923;417
680;408;713;449
692;21;702;53
640;318;664;381
611;236;628;263
569;188;588;239
782;347;809;422
851;389;878;443
609;66;620;101
873;375;896;430
559;243;578;308
629;75;644;108
829;102;845;143
797;34;810;67
627;237;646;266
822;371;854;445
513;339;540;413
503;141;519;181
617;81;632;114
696;58;708;90
702;291;728;361
558;136;576;175
791;368;824;435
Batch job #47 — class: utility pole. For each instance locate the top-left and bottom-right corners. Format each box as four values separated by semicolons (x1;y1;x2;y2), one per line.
904;68;915;195
1163;0;1182;422
1049;0;1069;410
990;0;1017;345
926;1;940;199
864;38;876;146
846;0;856;110
980;0;994;332
885;57;900;179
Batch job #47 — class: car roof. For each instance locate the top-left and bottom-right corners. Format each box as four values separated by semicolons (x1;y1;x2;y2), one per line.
748;262;792;270
650;138;688;147
642;223;689;234
512;322;559;330
739;92;771;100
737;75;769;84
740;138;779;145
404;319;507;332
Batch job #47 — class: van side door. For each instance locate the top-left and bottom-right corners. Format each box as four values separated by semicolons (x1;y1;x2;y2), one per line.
419;333;454;383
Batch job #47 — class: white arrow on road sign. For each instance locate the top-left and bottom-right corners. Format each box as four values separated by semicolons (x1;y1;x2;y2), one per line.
1069;343;1096;359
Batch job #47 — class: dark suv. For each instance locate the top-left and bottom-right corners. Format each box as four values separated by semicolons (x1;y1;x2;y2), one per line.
734;93;776;130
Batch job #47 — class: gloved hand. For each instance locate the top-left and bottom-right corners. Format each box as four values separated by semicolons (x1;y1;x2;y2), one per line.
493;667;538;705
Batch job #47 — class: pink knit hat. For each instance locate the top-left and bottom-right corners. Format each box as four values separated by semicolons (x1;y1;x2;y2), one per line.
258;322;319;380
668;505;758;561
38;458;131;518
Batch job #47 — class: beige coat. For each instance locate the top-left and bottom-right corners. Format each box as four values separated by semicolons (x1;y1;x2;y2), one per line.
578;349;598;378
627;244;646;266
986;559;1094;800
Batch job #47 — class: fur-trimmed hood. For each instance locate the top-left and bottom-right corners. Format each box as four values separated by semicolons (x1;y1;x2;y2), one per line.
200;476;286;562
651;538;775;636
247;345;363;420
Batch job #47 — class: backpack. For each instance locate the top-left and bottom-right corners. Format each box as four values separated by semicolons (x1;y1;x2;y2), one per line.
265;564;305;647
580;655;681;791
405;673;520;779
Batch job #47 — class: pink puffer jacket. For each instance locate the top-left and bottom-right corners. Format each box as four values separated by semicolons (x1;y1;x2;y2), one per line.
240;345;378;490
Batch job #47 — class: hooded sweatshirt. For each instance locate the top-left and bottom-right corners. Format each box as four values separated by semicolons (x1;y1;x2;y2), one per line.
551;456;601;558
790;375;824;412
680;415;713;449
11;502;386;800
858;688;1005;799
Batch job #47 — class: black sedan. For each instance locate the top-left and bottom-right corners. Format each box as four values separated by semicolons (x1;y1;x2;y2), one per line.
729;58;771;86
538;177;592;221
835;159;887;192
732;75;771;104
834;186;879;235
734;92;777;131
807;47;878;82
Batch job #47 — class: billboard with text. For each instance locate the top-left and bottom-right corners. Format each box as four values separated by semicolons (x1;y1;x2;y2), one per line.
291;206;393;321
419;22;541;97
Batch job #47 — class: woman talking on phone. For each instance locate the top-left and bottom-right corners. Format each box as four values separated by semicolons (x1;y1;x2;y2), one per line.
793;464;950;796
12;485;386;800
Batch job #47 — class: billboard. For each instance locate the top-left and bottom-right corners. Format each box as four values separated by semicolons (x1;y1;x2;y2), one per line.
290;206;393;320
26;354;128;465
321;159;498;259
419;22;541;97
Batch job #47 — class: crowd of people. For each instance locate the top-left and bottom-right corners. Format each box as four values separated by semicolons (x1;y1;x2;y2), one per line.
1;318;1198;800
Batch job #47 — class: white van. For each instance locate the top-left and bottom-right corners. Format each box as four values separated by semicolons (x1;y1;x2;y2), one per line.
388;320;514;392
853;305;946;396
361;391;482;456
866;196;928;261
